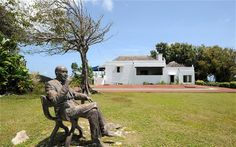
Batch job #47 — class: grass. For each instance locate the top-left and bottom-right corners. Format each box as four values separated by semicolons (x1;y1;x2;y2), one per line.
0;93;236;146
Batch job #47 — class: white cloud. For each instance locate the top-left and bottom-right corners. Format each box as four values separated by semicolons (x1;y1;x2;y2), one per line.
83;0;113;11
102;0;113;11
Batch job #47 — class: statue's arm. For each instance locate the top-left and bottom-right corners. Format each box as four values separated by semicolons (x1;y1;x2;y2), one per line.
71;89;88;100
45;82;69;104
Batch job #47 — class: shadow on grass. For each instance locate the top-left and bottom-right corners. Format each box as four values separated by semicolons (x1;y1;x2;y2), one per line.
36;132;92;147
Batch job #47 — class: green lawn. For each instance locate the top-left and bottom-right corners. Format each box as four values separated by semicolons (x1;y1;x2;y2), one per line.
0;93;236;146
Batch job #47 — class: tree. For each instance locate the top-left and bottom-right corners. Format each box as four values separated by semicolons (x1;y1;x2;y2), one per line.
28;0;112;94
0;35;32;94
0;1;32;94
0;0;31;42
154;42;197;66
197;46;236;82
152;42;236;82
71;62;94;88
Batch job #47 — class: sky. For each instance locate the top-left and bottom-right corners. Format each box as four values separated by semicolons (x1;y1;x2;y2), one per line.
22;0;236;78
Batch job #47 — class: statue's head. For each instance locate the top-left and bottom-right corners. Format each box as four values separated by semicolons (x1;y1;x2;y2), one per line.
55;66;68;83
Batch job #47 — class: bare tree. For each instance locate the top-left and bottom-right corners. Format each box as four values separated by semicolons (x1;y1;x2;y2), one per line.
28;0;112;94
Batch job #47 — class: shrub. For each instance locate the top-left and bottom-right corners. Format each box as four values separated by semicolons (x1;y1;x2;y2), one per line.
157;81;166;85
206;82;219;87
195;80;205;85
143;82;153;85
0;35;32;94
219;82;230;88
30;72;45;94
230;81;236;88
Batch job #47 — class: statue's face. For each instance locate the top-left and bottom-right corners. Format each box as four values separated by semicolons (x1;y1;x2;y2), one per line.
55;67;68;83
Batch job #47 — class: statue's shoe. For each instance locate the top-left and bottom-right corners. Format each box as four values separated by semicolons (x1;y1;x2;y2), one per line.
91;138;104;147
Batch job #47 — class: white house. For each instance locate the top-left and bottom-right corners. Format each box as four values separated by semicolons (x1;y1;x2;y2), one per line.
94;54;195;85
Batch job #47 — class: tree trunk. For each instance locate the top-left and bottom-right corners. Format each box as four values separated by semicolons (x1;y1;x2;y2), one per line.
80;52;91;95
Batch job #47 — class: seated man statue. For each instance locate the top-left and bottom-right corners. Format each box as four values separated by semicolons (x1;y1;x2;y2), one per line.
45;66;113;146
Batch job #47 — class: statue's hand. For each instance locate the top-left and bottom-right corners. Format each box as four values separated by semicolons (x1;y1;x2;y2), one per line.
65;77;72;85
86;96;93;102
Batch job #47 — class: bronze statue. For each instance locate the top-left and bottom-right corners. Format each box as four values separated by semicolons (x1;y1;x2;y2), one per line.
45;66;113;146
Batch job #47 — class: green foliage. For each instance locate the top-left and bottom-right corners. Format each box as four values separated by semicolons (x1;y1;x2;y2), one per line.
195;80;205;85
218;82;230;88
206;82;219;87
0;35;32;94
196;81;236;89
229;81;236;88
155;42;197;66
157;81;166;85
153;42;236;82
71;62;94;86
30;72;45;94
143;82;153;85
150;50;157;59
26;0;111;94
0;0;31;42
197;46;236;82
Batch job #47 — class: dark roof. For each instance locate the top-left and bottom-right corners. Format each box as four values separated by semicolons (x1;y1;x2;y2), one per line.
39;75;52;82
167;61;185;67
92;66;105;71
113;56;155;61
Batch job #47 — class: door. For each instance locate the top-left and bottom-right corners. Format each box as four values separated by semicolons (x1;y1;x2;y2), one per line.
170;75;175;83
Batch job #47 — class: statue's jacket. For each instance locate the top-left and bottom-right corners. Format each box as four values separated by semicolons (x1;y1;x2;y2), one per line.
45;79;96;120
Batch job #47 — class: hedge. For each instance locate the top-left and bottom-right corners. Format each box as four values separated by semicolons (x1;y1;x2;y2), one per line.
195;81;236;89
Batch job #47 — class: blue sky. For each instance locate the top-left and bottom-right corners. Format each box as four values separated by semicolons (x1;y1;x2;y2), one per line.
22;0;236;78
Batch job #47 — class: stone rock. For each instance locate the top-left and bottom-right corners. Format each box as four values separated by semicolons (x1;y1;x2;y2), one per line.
115;142;122;146
11;130;29;145
113;130;124;137
105;123;122;131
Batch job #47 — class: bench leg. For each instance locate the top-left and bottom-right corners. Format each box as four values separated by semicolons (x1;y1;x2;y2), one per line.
76;124;84;138
48;122;60;146
58;121;69;135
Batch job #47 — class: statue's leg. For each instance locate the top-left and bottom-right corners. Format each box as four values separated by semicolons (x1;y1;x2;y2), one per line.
97;109;106;133
87;109;102;141
69;104;102;144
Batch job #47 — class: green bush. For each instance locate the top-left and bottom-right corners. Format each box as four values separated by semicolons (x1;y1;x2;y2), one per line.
206;82;219;87
219;82;230;88
160;81;166;85
0;35;32;94
30;73;45;94
143;82;153;85
229;81;236;88
195;80;205;85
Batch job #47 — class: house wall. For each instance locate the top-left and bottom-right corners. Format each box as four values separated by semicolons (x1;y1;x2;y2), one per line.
132;75;165;84
104;64;134;84
178;67;195;84
165;67;195;84
104;61;166;85
103;60;195;85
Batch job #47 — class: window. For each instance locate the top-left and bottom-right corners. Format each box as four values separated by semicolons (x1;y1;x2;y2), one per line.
136;67;163;75
140;70;148;75
117;66;120;73
183;75;192;83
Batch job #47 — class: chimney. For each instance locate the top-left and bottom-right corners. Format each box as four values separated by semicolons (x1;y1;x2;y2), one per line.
156;54;163;61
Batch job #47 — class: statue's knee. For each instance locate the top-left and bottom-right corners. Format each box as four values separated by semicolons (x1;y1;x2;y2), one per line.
88;108;98;119
91;108;98;113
